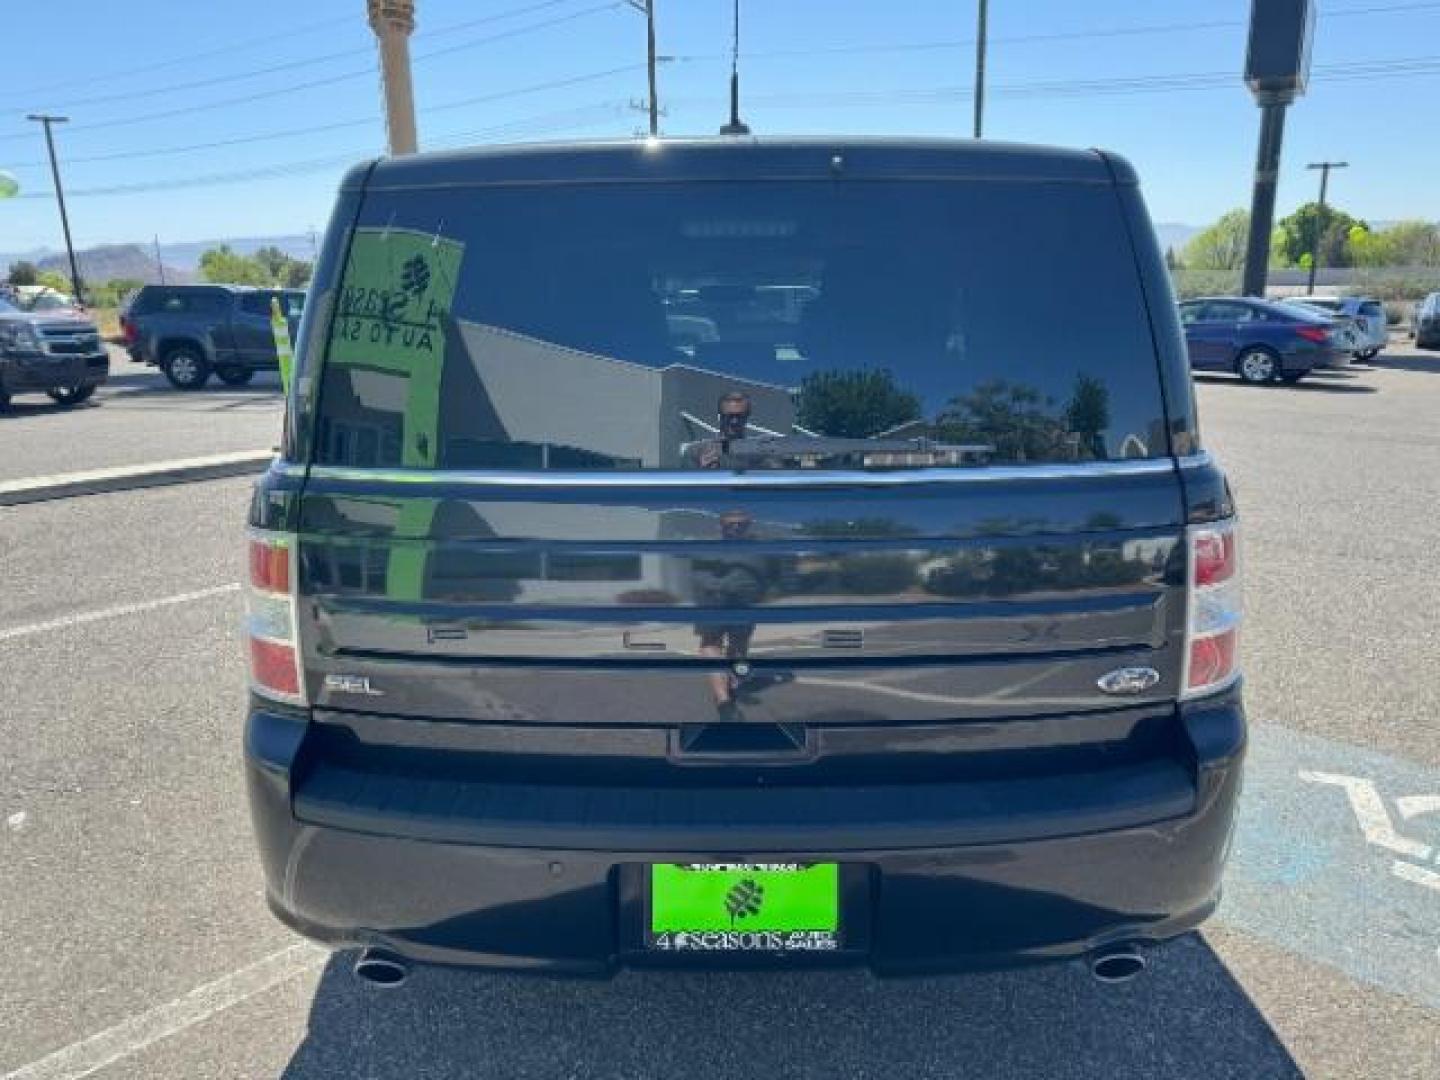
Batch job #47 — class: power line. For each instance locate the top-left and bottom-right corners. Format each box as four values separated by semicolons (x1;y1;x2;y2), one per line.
0;2;621;143
0;12;358;106
8;0;1436;152
2;0;588;114
5;2;1438;169
5;63;651;173
9;103;632;200
11;55;1439;202
707;1;1440;62
711;56;1440;109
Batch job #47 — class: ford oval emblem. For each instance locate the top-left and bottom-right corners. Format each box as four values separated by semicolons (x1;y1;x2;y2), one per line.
1097;666;1161;695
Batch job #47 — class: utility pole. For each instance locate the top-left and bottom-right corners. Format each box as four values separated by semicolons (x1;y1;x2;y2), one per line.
366;0;419;156
719;0;750;135
625;2;660;137
26;114;84;304
973;0;988;139
153;235;166;285
1304;160;1348;295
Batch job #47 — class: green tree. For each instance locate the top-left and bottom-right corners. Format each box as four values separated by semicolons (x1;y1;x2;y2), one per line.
1372;220;1440;268
198;244;271;286
1349;225;1391;268
280;258;313;288
795;369;921;438
1183;209;1250;271
934;380;1068;462
88;277;145;308
6;260;38;286
36;270;73;294
1270;227;1291;267
1276;202;1366;268
1064;374;1111;460
253;245;290;282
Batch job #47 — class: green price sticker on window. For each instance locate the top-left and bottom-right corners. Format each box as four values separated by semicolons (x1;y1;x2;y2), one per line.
326;227;465;467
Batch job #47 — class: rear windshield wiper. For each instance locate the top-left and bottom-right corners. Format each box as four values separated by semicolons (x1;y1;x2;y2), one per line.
712;435;995;464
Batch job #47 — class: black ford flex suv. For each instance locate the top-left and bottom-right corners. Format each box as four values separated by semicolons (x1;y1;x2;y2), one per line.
245;140;1244;981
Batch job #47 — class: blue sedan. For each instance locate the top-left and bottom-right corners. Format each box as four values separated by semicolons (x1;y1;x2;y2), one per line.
1178;296;1344;385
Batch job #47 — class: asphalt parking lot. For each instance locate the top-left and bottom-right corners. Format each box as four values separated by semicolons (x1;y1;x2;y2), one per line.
2;343;1439;1079
0;348;282;483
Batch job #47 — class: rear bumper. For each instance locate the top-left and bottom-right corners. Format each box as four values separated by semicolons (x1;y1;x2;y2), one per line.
0;351;108;393
245;690;1245;975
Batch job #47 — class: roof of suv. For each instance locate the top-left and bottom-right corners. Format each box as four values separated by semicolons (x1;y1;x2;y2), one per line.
348;138;1134;192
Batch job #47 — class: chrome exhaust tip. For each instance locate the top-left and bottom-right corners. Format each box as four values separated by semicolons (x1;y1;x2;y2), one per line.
353;947;410;988
1089;943;1147;984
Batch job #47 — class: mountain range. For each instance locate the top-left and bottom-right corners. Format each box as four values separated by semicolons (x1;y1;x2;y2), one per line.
1;233;317;285
9;228;1201;286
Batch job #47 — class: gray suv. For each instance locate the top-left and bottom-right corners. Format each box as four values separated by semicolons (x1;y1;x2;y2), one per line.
121;284;304;389
0;294;108;408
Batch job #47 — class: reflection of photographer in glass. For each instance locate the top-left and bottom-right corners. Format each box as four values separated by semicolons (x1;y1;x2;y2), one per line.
693;509;765;722
688;391;752;469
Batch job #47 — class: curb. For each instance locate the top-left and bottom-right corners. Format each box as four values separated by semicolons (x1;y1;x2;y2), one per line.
0;451;275;507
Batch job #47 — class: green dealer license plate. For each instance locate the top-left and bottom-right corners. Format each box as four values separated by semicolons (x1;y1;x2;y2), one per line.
647;863;841;952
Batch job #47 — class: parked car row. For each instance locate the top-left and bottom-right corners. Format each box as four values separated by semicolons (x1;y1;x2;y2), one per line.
1179;296;1347;384
1278;295;1388;359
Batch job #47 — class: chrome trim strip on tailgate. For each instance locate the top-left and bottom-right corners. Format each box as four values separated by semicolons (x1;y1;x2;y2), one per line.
289;456;1197;489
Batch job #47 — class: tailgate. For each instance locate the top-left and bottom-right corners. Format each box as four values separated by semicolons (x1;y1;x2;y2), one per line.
294;463;1186;725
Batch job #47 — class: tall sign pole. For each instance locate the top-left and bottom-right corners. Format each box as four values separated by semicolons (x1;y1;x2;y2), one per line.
26;114;84;304
367;0;419;156
1240;0;1315;297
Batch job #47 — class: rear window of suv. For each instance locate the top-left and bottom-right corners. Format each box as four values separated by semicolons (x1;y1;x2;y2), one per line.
309;177;1170;471
132;287;228;315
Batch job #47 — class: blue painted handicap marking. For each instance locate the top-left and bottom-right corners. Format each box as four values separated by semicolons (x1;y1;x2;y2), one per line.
1217;723;1440;1009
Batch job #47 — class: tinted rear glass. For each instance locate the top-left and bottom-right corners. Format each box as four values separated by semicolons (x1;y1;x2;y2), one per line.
134;288;228;315
311;177;1169;471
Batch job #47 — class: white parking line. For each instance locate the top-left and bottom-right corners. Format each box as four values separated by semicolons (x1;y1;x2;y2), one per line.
0;584;241;644
1;944;326;1080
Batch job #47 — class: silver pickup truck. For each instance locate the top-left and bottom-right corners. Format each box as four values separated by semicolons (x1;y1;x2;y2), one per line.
0;294;108;408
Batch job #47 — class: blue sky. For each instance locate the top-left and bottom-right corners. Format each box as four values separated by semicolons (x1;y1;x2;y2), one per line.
0;0;1436;253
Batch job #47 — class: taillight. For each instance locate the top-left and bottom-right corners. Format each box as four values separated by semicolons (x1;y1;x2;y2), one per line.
247;531;305;704
1294;325;1329;344
119;316;136;345
1183;519;1241;698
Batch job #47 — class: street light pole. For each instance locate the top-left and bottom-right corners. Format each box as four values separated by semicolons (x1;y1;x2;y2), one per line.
973;0;988;139
26;114;83;304
1304;160;1348;295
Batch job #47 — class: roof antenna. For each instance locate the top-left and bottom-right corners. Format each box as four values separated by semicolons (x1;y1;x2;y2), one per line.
719;0;751;136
